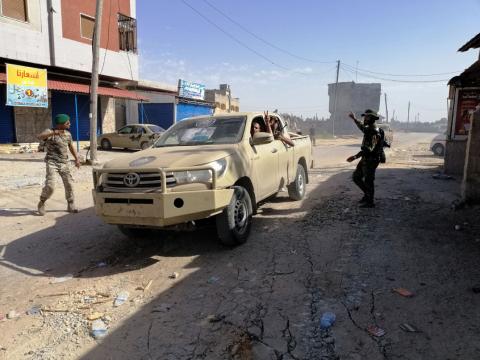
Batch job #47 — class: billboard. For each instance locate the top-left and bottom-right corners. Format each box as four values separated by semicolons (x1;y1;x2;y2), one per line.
6;64;48;108
178;79;205;100
455;88;480;137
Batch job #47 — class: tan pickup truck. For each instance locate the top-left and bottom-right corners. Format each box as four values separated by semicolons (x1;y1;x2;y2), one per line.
92;112;312;246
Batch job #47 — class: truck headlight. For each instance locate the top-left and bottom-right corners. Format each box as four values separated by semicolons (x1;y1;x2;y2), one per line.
172;158;228;185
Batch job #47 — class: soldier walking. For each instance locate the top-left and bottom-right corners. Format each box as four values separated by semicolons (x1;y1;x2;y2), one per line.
37;114;81;215
346;109;382;208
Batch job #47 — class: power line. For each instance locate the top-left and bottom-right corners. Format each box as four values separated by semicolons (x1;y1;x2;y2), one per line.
201;0;336;64
341;65;450;83
341;62;460;77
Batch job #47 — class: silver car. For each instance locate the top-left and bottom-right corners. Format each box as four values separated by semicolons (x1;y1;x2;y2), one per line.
430;134;446;156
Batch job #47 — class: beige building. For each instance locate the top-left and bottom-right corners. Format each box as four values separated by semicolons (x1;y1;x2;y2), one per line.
205;84;240;113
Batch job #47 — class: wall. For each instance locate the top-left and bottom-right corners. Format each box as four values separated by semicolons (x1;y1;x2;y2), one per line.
0;0;51;65
14;99;52;143
328;82;381;134
444;140;467;175
53;0;139;80
462;110;480;202
100;96;115;133
205;90;240;113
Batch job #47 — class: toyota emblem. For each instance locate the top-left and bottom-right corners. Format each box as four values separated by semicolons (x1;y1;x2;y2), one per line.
123;172;141;187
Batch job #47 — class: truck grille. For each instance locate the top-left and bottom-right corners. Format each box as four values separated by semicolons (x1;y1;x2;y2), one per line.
102;172;176;192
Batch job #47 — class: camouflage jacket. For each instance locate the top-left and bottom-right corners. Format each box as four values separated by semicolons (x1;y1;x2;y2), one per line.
43;129;72;164
353;120;382;160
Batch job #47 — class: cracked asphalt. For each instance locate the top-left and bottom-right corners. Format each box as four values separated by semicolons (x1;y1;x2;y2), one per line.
1;132;480;360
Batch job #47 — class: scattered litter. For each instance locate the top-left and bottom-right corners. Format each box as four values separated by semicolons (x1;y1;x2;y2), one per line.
343;208;350;214
471;287;480;294
404;197;411;201
41;308;69;313
7;310;20;319
432;173;454;180
455;225;462;231
103;315;112;323
50;274;73;283
207;314;225;323
143;280;153;292
320;312;336;329
26;305;41;316
113;291;129;307
207;276;220;284
87;312;104;321
399;323;419;332
392;288;414;297
84;296;95;304
152;303;171;313
0;314;5;321
91;319;108;339
96;261;107;268
169;272;179;279
367;325;386;337
38;292;69;298
290;249;297;255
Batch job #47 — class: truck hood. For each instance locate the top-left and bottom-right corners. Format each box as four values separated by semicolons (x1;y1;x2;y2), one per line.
102;145;238;170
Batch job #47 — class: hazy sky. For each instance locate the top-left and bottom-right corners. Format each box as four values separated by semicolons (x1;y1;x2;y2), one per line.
137;0;480;122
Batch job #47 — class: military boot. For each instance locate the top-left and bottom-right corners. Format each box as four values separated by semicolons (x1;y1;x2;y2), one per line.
37;201;46;216
67;202;79;213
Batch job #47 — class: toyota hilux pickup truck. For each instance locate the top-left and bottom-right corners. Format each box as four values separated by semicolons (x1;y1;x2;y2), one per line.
92;112;312;246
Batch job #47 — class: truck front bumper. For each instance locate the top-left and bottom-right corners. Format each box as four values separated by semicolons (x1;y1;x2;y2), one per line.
93;188;234;227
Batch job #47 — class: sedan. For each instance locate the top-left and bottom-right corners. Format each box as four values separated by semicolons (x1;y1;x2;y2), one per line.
98;124;165;151
430;134;446;156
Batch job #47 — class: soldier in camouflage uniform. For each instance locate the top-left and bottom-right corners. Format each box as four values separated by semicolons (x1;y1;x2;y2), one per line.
37;114;81;215
347;109;382;208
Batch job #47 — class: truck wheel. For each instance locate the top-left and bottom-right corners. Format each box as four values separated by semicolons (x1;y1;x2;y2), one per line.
216;186;253;246
101;139;112;150
288;163;306;201
117;225;151;238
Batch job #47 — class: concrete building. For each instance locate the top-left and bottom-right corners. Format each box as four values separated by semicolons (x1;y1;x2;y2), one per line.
205;84;240;114
328;82;381;134
0;0;141;143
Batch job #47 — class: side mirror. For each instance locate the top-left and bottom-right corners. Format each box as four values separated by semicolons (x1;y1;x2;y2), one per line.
252;132;274;145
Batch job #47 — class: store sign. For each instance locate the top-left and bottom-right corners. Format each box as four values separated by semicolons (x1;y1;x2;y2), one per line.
455;89;480;136
178;79;205;100
6;64;48;108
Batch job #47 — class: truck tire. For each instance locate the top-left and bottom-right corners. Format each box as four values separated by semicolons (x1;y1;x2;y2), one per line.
216;186;253;246
288;163;306;201
117;225;151;238
101;139;112;150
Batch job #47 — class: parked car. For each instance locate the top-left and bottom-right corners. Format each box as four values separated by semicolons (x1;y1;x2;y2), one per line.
92;112;312;246
98;124;165;151
430;134;446;156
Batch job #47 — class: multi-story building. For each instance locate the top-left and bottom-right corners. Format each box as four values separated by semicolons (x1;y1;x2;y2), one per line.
0;0;141;143
328;82;381;134
205;84;240;113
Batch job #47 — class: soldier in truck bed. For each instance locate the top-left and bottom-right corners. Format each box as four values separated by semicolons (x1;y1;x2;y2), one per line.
346;109;382;208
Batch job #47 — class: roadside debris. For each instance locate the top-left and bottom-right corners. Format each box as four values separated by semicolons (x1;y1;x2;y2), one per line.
207;276;220;284
50;274;74;284
0;314;5;321
169;272;179;279
91;319;108;339
367;325;386;337
96;261;107;268
26;305;41;316
432;173;454;180
207;314;225;323
113;291;129;307
7;310;20;319
392;288;414;297
320;312;336;329
399;323;419;332
87;312;104;321
136;279;153;292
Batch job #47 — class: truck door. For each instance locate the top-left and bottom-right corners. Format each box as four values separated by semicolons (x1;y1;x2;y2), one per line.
252;141;279;199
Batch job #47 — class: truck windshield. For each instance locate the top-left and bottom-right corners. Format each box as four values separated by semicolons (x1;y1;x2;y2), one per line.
154;116;246;147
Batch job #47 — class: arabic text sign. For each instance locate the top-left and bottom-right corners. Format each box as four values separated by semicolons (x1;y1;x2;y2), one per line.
6;64;48;108
178;79;205;100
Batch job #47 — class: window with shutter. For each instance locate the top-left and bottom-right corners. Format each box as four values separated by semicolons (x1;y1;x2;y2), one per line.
80;14;95;40
118;14;137;53
1;0;28;22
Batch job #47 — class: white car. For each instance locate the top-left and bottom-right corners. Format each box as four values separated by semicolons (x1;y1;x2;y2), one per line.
430;134;446;156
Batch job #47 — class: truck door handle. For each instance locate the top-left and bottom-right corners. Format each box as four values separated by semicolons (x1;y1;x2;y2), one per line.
271;148;278;153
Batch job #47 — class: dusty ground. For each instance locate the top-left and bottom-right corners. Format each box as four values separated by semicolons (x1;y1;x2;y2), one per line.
0;133;479;360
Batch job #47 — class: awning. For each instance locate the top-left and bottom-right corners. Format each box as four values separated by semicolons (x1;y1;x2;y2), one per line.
0;73;148;101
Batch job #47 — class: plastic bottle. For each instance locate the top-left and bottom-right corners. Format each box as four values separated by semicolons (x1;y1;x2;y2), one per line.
114;291;129;307
91;319;108;339
320;312;336;329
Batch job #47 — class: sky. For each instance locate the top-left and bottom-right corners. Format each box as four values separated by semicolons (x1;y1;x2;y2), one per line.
136;0;480;122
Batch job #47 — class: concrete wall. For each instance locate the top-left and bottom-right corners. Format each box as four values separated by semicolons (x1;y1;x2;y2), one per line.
100;96;115;134
14;103;52;143
205;89;240;113
328;82;381;134
462;110;480;202
0;0;51;66
444;139;467;175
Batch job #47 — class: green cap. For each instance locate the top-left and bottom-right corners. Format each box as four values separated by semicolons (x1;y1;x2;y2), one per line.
55;114;70;125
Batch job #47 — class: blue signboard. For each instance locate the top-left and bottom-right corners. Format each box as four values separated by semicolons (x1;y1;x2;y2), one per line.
178;79;205;100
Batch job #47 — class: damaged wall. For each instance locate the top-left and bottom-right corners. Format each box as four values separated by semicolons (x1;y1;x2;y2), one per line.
462;109;480;202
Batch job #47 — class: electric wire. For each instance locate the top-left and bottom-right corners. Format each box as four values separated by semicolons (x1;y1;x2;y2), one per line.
341;65;450;83
341;62;460;77
201;0;336;64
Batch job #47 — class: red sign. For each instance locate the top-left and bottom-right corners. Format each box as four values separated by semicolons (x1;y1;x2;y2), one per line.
455;89;480;136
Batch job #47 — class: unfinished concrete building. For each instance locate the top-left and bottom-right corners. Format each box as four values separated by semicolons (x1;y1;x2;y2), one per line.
328;82;381;134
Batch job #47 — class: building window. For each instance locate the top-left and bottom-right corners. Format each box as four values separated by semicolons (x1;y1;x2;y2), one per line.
118;13;137;53
1;0;28;22
80;14;95;40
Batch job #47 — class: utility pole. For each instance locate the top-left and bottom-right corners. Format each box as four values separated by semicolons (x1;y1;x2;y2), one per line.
332;60;340;137
407;101;411;130
392;109;396;123
89;0;104;164
384;93;389;124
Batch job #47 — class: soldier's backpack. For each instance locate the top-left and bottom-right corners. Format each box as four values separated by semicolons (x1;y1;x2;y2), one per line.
378;128;388;163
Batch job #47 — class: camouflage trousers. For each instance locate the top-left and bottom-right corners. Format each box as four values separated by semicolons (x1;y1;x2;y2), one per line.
40;161;75;203
352;158;379;203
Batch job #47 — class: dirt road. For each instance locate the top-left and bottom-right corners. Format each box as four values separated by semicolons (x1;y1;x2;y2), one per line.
1;132;479;360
